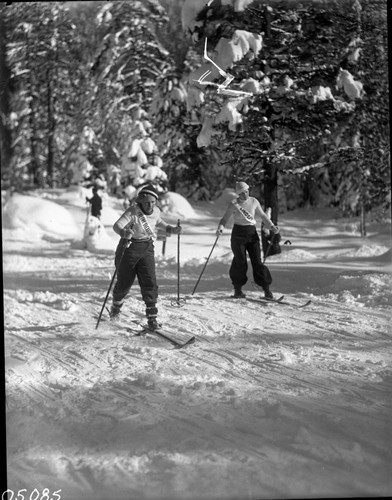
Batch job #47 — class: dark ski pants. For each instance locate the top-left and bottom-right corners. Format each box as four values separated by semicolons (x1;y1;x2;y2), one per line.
230;225;272;290
112;239;158;309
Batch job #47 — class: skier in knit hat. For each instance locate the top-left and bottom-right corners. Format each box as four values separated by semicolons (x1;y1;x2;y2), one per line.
216;181;279;299
110;184;182;329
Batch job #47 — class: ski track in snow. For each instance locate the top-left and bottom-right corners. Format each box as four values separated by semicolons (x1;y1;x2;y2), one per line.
3;203;392;500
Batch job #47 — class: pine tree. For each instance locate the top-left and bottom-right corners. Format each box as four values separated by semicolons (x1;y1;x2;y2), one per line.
3;2;87;188
182;0;389;220
0;4;13;180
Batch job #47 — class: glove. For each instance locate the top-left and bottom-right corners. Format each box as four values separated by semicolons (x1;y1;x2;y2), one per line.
167;225;182;235
270;225;280;235
216;225;224;236
120;228;134;240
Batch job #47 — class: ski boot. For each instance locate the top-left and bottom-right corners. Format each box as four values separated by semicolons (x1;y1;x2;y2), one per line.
234;288;246;299
263;287;273;300
109;302;122;320
146;305;159;331
147;317;160;331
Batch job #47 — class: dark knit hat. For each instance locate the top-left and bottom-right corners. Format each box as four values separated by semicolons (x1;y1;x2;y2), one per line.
136;184;159;202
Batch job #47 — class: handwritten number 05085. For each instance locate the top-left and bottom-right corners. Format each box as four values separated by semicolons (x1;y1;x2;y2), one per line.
1;489;62;500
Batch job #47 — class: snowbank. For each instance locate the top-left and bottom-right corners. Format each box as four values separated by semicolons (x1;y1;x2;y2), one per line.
327;273;392;306
2;193;82;240
160;191;197;219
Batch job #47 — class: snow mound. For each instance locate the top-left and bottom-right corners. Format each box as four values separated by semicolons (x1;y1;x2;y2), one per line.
2;194;82;240
7;289;76;310
346;244;391;258
32;187;121;225
328;273;392;307
160;191;196;218
33;186;88;206
52;186;87;205
282;248;318;261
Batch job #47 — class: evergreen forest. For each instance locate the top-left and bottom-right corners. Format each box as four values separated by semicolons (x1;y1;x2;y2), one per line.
0;0;390;225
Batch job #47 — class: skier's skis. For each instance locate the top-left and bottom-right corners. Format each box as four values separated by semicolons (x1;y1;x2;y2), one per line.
136;325;196;349
99;308;195;348
228;294;285;303
257;295;285;304
251;282;310;307
257;296;311;308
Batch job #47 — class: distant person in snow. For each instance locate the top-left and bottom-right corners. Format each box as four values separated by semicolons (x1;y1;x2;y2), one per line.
110;184;182;330
86;186;103;219
216;181;279;299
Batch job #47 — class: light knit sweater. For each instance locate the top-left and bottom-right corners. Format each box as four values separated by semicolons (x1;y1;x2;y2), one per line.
113;205;169;241
219;196;274;229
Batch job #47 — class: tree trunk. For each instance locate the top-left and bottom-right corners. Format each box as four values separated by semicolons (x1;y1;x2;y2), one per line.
157;0;188;72
360;198;366;237
26;35;41;187
28;95;40;187
46;68;55;187
359;161;367;238
0;10;13;175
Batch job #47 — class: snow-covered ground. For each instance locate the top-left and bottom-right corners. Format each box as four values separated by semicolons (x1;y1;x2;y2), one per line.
3;187;392;500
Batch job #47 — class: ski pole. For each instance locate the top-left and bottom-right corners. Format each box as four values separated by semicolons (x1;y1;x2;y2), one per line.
176;219;181;301
171;219;185;307
95;239;131;329
191;233;220;296
96;222;134;329
84;199;91;237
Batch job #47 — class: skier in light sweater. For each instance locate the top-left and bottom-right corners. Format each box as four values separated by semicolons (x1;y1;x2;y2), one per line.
110;184;182;330
216;181;279;299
